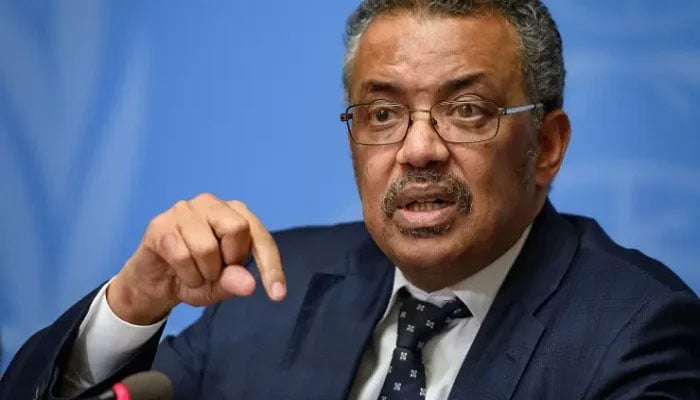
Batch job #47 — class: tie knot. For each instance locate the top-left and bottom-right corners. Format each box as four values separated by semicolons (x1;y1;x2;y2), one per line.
395;290;471;350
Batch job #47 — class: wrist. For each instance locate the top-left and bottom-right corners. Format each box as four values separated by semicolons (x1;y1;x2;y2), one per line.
106;274;172;325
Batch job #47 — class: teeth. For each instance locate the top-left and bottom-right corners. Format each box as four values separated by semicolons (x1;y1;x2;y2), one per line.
406;202;447;212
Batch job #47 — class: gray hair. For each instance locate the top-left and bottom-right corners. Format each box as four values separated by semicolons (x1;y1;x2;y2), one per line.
342;0;565;116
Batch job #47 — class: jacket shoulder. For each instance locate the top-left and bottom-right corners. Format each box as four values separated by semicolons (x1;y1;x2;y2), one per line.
562;213;696;297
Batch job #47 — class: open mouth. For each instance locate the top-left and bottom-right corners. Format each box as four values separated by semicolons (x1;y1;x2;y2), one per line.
381;171;472;236
400;199;454;212
393;185;458;213
389;186;463;231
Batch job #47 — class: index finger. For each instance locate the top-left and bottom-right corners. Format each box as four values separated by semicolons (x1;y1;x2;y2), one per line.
227;201;286;301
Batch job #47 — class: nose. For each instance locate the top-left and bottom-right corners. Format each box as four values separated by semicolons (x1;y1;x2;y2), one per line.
395;110;450;168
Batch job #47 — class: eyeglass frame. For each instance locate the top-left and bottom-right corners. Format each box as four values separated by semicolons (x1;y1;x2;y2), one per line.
339;99;544;145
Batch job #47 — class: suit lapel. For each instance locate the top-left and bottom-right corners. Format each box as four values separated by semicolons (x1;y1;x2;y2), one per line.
275;234;395;399
449;201;581;400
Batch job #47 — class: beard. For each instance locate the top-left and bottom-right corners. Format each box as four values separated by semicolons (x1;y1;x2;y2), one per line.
381;168;472;238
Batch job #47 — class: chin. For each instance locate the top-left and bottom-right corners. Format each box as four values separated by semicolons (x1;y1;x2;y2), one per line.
397;221;455;238
380;222;467;270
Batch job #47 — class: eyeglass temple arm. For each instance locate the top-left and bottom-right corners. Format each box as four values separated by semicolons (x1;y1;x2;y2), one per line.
500;103;543;116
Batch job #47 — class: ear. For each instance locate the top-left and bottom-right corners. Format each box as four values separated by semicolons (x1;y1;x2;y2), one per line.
535;109;571;188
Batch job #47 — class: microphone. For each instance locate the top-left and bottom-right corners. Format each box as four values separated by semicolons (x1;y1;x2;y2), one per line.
82;371;172;400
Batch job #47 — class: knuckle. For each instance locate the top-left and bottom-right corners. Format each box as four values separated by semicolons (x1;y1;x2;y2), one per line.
173;199;191;213
228;200;248;211
193;192;218;204
147;213;166;233
227;216;250;234
146;213;174;239
190;239;220;259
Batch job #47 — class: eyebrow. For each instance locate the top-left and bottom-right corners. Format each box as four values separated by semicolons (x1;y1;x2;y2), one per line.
440;73;491;96
362;80;403;97
357;72;493;101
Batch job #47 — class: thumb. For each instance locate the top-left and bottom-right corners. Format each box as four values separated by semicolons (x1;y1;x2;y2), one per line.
214;265;257;299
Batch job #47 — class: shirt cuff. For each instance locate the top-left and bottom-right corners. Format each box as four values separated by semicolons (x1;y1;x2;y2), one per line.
61;279;166;393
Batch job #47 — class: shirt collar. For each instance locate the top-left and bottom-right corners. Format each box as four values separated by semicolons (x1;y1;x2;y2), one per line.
381;225;532;324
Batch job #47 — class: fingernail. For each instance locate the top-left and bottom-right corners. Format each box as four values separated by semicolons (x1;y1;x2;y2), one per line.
271;282;285;300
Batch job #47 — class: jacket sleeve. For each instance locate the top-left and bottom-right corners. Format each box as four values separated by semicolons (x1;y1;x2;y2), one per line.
583;291;700;399
0;285;162;400
149;302;221;400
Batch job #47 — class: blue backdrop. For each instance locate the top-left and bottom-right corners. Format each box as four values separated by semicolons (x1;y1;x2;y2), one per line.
1;1;698;371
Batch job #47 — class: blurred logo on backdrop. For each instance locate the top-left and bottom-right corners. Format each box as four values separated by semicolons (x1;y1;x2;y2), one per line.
562;2;700;111
0;1;149;369
553;1;700;286
556;0;699;34
556;162;700;285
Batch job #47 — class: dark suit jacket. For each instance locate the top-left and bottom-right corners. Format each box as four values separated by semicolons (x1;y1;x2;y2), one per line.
2;201;699;399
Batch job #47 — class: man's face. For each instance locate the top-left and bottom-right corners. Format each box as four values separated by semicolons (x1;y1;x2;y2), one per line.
348;11;543;286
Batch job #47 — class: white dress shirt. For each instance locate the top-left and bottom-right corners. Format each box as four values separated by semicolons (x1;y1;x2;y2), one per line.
61;226;530;398
60;281;165;395
349;226;530;400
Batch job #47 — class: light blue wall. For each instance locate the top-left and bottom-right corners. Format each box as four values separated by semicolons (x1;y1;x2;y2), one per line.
1;1;698;371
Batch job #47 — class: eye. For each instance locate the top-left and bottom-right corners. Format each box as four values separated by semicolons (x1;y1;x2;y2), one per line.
455;103;483;118
372;107;392;123
365;104;400;125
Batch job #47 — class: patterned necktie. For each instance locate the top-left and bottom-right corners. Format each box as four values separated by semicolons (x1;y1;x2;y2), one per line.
377;290;471;400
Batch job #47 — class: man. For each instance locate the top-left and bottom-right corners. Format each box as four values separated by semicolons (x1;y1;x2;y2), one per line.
1;0;699;399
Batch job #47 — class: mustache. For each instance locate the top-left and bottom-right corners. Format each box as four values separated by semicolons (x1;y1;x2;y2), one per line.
381;168;472;219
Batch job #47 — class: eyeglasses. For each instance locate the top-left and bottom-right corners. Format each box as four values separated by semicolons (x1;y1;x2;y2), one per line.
340;99;543;145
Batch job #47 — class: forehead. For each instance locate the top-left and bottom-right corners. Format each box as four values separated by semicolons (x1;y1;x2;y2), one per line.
350;10;524;102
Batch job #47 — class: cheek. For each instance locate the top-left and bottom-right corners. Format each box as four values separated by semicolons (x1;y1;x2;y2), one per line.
355;149;398;258
468;135;534;229
352;146;397;204
454;141;522;209
454;143;497;192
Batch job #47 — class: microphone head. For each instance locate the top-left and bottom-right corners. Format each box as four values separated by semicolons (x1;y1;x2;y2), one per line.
120;371;173;400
